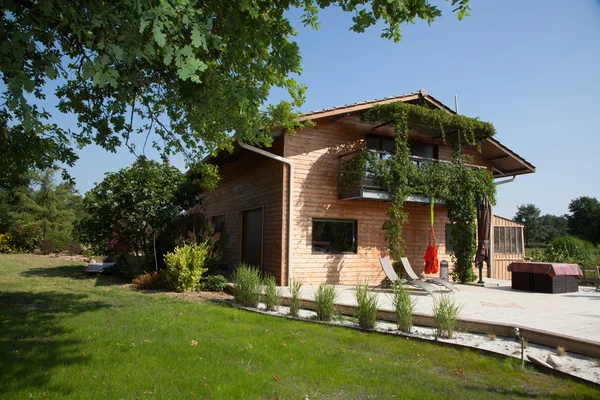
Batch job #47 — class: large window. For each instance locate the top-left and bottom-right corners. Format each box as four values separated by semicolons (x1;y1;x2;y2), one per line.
494;226;523;254
312;219;357;254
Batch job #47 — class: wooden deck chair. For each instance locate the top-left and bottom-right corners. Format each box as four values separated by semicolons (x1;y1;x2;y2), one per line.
379;257;436;295
400;257;458;292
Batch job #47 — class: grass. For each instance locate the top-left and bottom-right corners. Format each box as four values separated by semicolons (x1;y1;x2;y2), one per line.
0;255;599;399
432;294;463;339
390;280;417;333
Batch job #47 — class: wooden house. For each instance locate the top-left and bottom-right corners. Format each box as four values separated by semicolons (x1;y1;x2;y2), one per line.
201;90;535;285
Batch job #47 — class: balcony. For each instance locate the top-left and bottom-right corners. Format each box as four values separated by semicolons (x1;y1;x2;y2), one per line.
338;150;482;203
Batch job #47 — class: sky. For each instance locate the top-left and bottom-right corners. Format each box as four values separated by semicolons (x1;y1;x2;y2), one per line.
53;0;600;218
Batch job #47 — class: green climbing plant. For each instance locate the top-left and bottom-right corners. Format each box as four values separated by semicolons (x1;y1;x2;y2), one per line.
353;101;497;282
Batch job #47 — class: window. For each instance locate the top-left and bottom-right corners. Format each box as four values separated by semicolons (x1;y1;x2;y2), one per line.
445;224;455;253
210;214;225;233
409;141;438;159
312;219;357;254
366;135;394;155
493;226;523;254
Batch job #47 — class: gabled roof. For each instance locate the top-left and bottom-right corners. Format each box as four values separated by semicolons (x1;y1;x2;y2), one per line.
298;89;454;121
296;89;535;178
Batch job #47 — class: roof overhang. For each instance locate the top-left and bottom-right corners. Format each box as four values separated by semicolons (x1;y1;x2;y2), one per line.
203;89;536;178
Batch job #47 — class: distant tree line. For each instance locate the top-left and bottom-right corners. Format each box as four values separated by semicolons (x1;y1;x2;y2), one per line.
514;197;600;247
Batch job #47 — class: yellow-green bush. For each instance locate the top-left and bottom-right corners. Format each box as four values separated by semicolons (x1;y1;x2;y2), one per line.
164;242;209;292
0;234;13;254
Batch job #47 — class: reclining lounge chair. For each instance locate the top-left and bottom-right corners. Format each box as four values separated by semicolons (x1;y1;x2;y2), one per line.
378;257;437;295
400;257;458;292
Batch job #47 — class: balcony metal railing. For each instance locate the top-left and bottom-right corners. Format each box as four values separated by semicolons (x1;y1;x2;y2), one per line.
338;149;484;201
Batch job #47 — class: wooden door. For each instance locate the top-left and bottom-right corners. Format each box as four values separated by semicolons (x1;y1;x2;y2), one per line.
241;208;263;268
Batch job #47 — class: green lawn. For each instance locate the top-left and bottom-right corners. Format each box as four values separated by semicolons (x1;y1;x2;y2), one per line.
1;255;598;399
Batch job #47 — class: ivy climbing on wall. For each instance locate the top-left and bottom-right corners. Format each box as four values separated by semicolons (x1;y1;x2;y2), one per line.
356;101;497;283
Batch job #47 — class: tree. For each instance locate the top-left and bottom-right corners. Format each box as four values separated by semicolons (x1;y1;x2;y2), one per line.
1;170;82;252
514;204;546;246
567;196;600;245
538;213;568;243
77;158;201;257
1;0;472;186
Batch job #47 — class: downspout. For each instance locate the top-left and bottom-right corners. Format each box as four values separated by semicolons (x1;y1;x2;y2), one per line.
238;142;294;286
489;175;517;278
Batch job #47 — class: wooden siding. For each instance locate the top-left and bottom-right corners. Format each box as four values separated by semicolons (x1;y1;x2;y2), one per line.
202;138;285;283
492;215;525;280
283;117;484;285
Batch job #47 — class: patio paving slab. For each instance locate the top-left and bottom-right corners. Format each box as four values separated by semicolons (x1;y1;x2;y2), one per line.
279;280;600;343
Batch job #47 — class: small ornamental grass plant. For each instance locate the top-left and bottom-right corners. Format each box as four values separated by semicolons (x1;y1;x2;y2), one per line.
354;283;378;330
232;263;262;307
164;242;209;292
314;283;337;321
432;293;463;339
289;279;303;317
263;275;282;311
390;281;417;333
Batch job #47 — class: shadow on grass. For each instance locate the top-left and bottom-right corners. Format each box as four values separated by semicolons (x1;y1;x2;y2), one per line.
0;291;111;396
21;264;129;286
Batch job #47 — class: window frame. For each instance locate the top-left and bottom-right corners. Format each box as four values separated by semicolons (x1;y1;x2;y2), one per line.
209;213;226;234
311;218;358;254
493;226;524;255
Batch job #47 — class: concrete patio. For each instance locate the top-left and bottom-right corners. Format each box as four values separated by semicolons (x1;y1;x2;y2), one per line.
279;279;600;343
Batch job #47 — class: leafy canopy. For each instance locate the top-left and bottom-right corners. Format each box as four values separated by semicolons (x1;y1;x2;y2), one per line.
76;157;200;257
1;0;471;186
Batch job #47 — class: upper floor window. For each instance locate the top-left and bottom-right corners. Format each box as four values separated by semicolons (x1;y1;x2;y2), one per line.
366;135;394;156
367;135;438;160
410;142;438;160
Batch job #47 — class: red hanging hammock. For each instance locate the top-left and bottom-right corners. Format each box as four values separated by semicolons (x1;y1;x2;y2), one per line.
423;201;439;275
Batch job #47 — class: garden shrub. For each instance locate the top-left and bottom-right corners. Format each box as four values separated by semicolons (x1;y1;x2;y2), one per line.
390;280;417;333
289;279;303;317
232;263;262;307
164;242;209;292
67;241;84;255
354;283;378;330
201;275;228;292
132;271;167;290
314;283;337;321
39;239;55;255
432;294;463;339
117;254;152;279
541;236;596;268
263;275;282;311
0;234;13;254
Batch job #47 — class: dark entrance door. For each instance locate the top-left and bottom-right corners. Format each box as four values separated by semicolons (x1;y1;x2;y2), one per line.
241;208;263;268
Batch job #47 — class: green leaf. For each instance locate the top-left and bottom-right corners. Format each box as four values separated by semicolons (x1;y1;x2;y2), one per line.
46;65;57;79
191;27;206;50
152;20;167;47
111;45;124;61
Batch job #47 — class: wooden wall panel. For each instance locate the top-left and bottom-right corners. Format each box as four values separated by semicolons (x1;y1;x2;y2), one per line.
283;117;484;285
202;138;285;283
